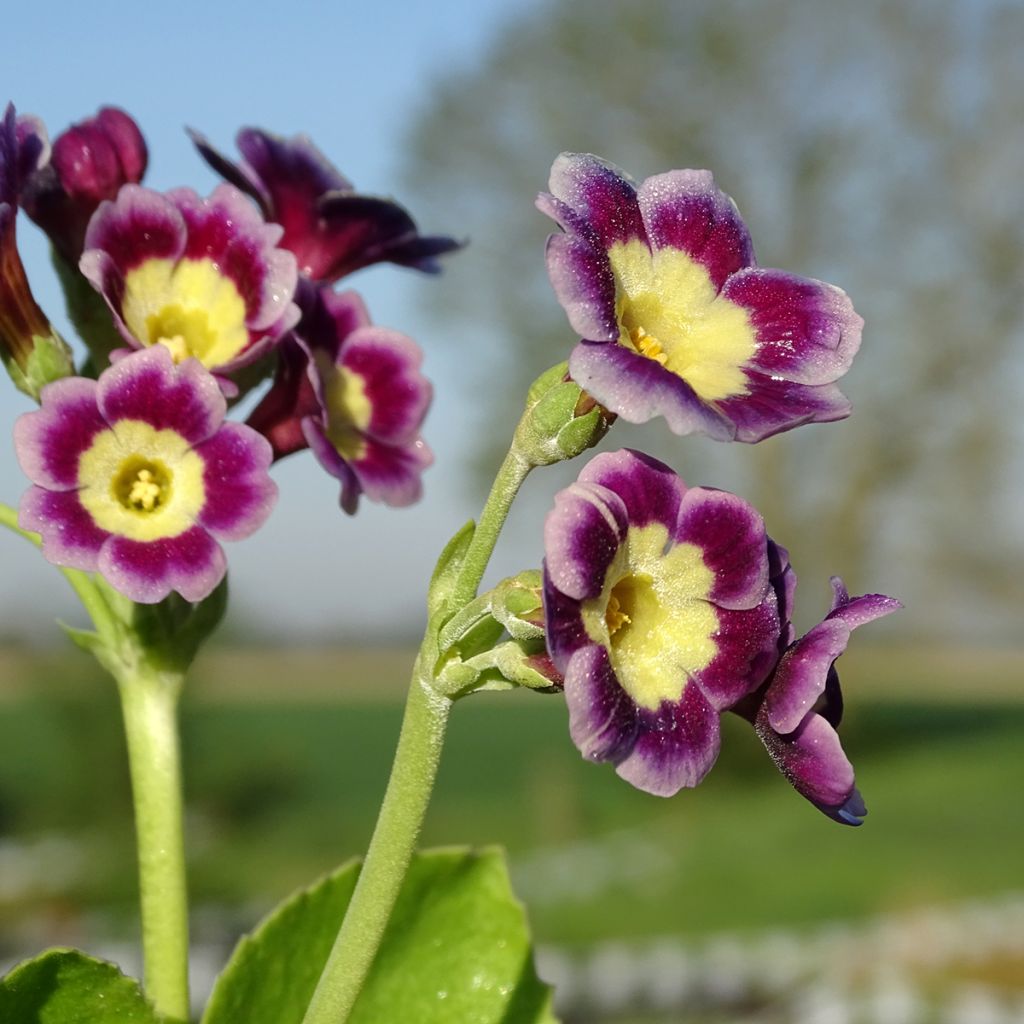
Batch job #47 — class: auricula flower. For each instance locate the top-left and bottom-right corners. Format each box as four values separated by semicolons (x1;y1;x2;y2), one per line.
248;287;432;513
737;559;901;824
542;449;782;795
189;126;461;283
80;183;299;374
15;347;277;604
538;154;862;442
20;106;148;265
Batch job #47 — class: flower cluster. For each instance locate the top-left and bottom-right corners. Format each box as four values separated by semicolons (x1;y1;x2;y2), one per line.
539;155;897;822
3;103;457;601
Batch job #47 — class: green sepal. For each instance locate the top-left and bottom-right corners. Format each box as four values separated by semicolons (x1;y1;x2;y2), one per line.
129;579;228;674
59;621;105;656
201;847;558;1024
0;948;167;1023
492;570;545;641
427;519;476;619
464;639;562;695
3;329;76;402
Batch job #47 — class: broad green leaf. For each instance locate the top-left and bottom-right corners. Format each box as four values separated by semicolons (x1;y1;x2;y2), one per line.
0;948;163;1023
203;847;558;1024
427;519;476;618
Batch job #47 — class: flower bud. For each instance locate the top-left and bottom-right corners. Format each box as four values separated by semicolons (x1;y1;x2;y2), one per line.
21;106;148;264
514;361;612;467
491;570;545;642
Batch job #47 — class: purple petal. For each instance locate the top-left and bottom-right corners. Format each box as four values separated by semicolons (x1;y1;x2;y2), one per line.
569;341;736;440
195;423;277;540
637;169;754;291
767;539;798;644
187;127;270;213
563;644;639;763
756;708;858;819
98;526;226;604
544;153;647;248
19;487;106;570
237;126;351;208
97;347;226;444
763;618;852;735
543;480;627;601
616;682;721;797
715;371;853;443
577;449;685;532
827;581;903;630
338;327;431;446
675;486;768;610
81;183;185;274
541;564;590;666
722;268;862;385
693;599;782;710
543;232;618;341
14;377;105;489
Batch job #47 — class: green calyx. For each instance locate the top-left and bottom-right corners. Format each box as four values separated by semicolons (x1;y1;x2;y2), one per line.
3;329;75;401
513;361;611;467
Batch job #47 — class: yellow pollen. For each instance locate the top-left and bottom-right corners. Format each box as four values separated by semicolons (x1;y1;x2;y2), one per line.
630;326;668;366
127;469;162;511
159;335;191;364
605;591;632;636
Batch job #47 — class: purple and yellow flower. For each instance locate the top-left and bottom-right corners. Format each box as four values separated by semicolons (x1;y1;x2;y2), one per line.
538;154;862;442
738;561;900;824
79;183;299;374
15;346;277;604
542;449;782;796
248;286;432;513
20;106;148;265
189;126;461;282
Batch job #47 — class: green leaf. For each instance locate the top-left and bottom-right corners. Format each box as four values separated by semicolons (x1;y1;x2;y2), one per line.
203;847;558;1024
427;519;476;618
0;948;164;1023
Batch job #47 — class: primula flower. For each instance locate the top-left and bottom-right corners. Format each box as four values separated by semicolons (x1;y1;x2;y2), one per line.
248;286;432;513
542;448;782;796
21;106;148;265
538;154;862;442
189;126;461;282
80;183;299;374
15;346;277;604
737;559;900;824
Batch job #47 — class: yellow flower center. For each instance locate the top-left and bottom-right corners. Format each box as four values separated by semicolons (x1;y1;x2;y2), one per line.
607;240;757;402
121;258;249;369
315;351;371;462
582;522;719;710
77;420;206;541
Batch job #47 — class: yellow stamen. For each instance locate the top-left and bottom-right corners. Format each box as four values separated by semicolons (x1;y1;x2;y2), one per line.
630;326;668;366
605;590;632;636
127;468;162;511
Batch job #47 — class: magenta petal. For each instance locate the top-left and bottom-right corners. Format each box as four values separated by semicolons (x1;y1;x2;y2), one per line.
722;268;862;385
827;583;903;630
97;347;226;443
578;449;685;532
541;565;591;666
19;487;106;570
99;527;226;604
545;153;647;248
569;342;736;440
616;682;721;797
757;708;857;815
676;486;769;610
187;127;270;212
345;435;433;511
339;327;431;445
637;169;754;291
195;423;277;540
543;232;618;341
81;183;185;274
14;377;104;488
543;481;627;601
564;644;639;764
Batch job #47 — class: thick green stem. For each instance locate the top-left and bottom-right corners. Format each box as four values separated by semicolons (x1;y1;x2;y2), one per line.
301;668;452;1024
116;664;190;1022
448;447;532;610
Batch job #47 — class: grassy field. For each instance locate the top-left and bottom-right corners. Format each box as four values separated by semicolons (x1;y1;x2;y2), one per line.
1;644;1022;959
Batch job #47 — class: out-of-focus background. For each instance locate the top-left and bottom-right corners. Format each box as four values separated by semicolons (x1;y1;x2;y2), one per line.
2;1;1022;1021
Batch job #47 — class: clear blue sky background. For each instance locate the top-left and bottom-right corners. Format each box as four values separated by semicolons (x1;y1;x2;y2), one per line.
1;0;551;641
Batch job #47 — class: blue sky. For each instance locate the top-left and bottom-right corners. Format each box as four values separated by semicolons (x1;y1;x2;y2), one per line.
1;0;550;640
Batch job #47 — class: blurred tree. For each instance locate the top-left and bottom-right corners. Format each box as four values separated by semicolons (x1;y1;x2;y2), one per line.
402;0;1024;641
